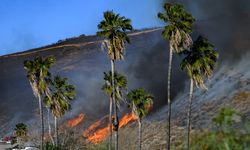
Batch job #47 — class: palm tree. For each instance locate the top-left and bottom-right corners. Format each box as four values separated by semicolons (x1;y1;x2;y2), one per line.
24;56;55;150
14;123;27;149
44;75;76;146
97;10;133;150
158;3;195;150
180;36;219;150
102;71;127;146
127;88;153;150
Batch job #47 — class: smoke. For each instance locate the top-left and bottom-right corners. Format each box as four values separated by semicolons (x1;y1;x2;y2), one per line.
160;0;250;63
123;36;187;110
147;0;250;122
115;0;250;112
119;0;250;110
56;30;188;118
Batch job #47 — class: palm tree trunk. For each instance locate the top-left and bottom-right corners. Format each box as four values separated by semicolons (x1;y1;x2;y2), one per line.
47;108;55;145
38;94;44;150
186;79;194;150
167;47;173;150
54;116;58;146
18;137;21;150
138;118;142;150
109;97;113;150
113;100;119;150
111;59;119;150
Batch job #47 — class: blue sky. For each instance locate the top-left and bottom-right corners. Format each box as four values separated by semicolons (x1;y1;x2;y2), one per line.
0;0;163;56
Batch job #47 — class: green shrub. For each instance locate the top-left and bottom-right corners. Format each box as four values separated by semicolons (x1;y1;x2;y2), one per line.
190;107;250;150
45;142;63;150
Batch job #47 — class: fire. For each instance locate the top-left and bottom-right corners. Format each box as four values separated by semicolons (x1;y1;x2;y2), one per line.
83;113;137;144
84;126;110;144
67;113;85;128
119;113;138;128
83;119;102;137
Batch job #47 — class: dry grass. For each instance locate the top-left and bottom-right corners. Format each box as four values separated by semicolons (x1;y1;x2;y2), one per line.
116;91;250;149
118;121;166;150
86;91;250;149
117;120;188;150
232;91;250;104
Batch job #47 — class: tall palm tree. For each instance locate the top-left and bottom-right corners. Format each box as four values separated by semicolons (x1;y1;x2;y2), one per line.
14;123;27;149
102;71;127;146
97;10;133;150
44;75;76;146
158;3;195;150
24;56;55;150
127;88;153;150
180;36;219;150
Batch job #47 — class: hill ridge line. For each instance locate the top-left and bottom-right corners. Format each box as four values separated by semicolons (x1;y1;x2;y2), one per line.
1;28;162;58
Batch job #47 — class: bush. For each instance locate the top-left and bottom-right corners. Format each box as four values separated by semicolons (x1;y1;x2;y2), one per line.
189;107;250;150
45;142;63;150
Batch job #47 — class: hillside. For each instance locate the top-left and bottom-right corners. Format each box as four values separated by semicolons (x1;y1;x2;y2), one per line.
0;28;175;136
118;59;250;149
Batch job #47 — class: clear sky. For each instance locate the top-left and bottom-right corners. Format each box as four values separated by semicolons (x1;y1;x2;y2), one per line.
0;0;163;56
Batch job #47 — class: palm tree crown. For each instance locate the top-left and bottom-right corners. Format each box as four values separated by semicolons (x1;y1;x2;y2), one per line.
127;88;153;119
97;11;133;60
44;75;76;118
102;71;127;102
24;56;56;97
158;3;195;52
180;36;219;89
14;123;27;138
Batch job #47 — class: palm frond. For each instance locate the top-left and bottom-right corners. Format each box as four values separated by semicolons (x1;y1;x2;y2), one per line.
127;88;153;119
24;56;56;98
97;11;133;60
102;71;127;107
158;3;195;53
46;75;76;118
180;36;219;89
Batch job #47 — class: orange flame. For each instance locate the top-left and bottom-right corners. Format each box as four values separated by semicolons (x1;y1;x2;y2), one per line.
67;113;85;128
83;113;137;144
85;126;110;144
119;113;138;128
83;119;102;137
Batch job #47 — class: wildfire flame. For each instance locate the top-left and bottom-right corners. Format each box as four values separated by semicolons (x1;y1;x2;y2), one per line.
85;126;110;144
83;113;137;144
83;119;102;137
119;113;138;128
67;113;85;128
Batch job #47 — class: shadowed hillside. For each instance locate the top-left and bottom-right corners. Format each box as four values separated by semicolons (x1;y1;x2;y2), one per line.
1;28;184;136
